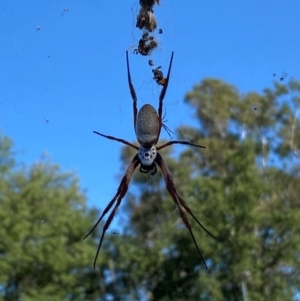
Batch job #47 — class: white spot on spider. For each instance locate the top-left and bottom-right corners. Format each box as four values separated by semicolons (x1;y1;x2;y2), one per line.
138;145;157;166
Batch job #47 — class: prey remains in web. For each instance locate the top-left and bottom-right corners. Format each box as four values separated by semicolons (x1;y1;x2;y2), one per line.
84;51;216;269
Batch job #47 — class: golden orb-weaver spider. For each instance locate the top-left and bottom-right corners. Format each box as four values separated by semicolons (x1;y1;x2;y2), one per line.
84;51;216;269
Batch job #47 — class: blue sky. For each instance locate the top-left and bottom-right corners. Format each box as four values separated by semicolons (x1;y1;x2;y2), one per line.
1;0;300;218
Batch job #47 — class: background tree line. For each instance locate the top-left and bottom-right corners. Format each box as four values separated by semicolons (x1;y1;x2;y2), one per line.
0;78;299;301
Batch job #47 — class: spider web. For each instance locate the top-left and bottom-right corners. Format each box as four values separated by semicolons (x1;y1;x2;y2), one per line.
1;0;300;300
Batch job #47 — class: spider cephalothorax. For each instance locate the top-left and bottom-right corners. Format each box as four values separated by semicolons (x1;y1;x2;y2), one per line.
84;51;216;269
138;145;157;175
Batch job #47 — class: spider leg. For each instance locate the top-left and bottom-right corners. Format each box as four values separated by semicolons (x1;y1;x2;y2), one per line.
157;140;206;151
177;204;208;269
176;195;217;240
155;153;215;269
154;52;174;144
162;123;174;139
157;52;174;127
93;131;139;150
126;51;138;129
84;154;140;268
161;109;174;138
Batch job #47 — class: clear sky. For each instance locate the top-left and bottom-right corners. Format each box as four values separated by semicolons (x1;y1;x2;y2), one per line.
1;0;300;217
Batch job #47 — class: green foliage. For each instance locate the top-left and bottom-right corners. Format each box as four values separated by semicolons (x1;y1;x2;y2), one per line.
1;78;300;300
0;134;101;301
107;79;300;300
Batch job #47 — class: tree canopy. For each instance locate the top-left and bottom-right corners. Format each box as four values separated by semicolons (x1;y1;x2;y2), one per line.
0;78;299;301
0;134;100;301
116;78;300;301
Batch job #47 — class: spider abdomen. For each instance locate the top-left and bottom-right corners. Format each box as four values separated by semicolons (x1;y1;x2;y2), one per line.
135;104;159;147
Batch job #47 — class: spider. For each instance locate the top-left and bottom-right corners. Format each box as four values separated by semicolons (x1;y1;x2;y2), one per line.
84;51;216;269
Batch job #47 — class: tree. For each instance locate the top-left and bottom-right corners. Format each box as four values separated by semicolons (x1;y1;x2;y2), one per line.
0;133;104;301
1;78;299;301
96;79;300;301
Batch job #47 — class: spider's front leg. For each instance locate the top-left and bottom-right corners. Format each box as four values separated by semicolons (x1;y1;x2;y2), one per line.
155;153;216;269
84;154;140;268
